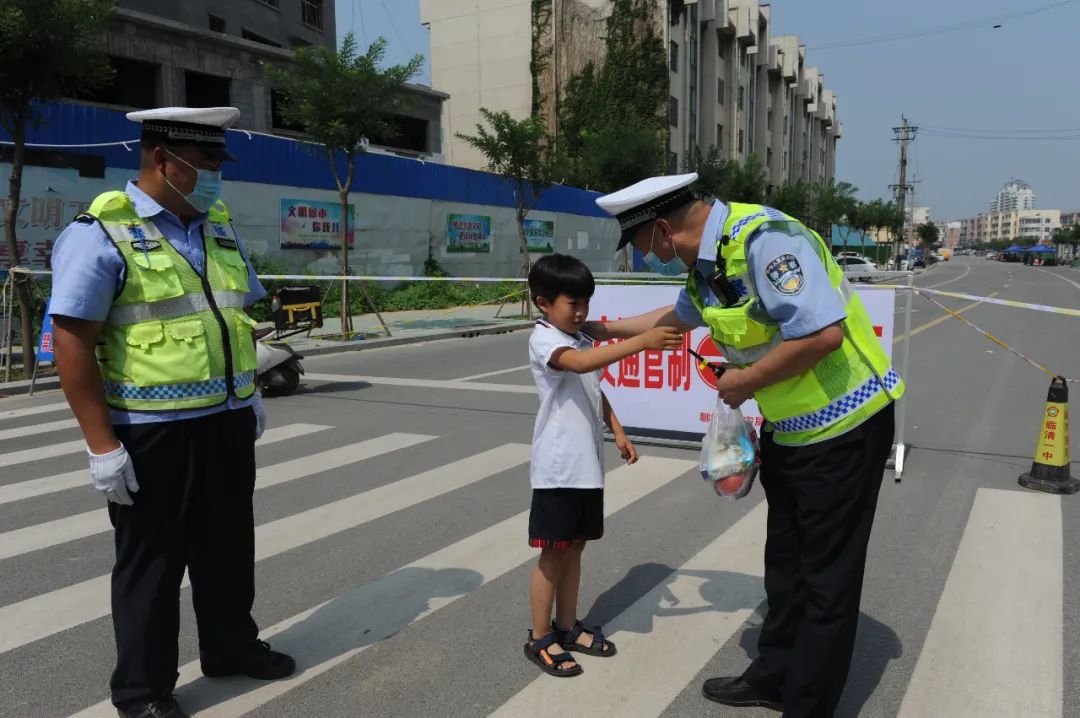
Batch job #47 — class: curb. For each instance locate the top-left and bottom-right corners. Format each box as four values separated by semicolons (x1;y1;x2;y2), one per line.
0;321;534;398
291;320;533;357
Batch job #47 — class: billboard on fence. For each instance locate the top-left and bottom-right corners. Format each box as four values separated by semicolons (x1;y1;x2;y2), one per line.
524;218;555;253
280;199;355;250
589;285;896;436
447;214;492;253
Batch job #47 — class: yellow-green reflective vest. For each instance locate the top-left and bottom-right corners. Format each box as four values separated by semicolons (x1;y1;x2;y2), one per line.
688;202;904;446
86;191;258;411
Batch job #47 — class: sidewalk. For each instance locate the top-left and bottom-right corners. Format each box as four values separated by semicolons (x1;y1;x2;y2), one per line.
0;303;534;396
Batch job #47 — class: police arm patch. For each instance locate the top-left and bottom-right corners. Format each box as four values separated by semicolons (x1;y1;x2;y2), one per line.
764;253;805;295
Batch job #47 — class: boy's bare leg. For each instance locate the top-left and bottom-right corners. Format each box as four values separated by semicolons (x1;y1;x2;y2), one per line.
554;540;599;649
530;547;577;668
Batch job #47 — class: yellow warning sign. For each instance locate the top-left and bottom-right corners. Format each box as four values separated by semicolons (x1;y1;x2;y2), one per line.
1033;401;1071;468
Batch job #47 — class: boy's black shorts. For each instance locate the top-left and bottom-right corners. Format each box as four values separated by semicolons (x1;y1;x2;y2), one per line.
528;488;604;549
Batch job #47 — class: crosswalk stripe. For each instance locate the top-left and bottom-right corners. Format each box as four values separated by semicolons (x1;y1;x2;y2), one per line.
0;432;448;653
0;418;79;442
0;401;70;422
0;423;328;472
491;500;768;716
253;443;530;560
0;439;87;469
0;424;330;505
304;372;536;395
0;432;437;560
897;488;1063;718
69;455;697;718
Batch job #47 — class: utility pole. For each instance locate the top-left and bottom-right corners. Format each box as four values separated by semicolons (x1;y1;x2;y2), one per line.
890;116;918;269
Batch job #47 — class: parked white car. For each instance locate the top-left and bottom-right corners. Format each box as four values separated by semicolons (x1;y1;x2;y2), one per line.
836;256;878;282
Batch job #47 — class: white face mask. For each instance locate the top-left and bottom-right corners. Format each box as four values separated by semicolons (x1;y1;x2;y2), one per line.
642;223;689;276
163;149;223;213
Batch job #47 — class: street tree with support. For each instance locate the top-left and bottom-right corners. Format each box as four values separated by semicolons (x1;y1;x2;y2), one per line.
267;34;422;337
456;109;563;318
0;0;114;377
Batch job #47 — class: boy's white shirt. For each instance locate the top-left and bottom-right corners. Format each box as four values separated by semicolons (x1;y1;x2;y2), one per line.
528;319;605;490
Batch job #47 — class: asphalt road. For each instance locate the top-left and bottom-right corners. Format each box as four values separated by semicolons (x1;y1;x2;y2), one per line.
1;257;1078;718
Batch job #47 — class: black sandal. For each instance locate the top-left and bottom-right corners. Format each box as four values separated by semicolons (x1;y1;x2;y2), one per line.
524;631;583;677
553;619;617;657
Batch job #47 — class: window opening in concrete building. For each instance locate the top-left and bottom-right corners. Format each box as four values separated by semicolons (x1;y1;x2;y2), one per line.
186;71;230;108
717;78;725;104
668;151;678;173
208;14;225;33
70;55;159;110
670;41;678;72
738;85;744;110
669;96;678;127
716;124;723;150
385;116;430;154
302;0;324;30
271;90;304;132
738;129;744;153
243;28;282;47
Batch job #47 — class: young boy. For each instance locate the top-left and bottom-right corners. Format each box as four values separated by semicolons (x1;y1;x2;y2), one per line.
524;254;683;677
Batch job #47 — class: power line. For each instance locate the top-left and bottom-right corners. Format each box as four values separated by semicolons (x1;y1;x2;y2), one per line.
807;0;1080;51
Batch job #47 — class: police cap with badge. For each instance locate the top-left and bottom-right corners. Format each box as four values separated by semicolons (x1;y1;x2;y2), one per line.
595;173;699;250
127;106;240;161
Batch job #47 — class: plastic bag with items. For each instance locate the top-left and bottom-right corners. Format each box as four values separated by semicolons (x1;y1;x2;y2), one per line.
699;398;759;499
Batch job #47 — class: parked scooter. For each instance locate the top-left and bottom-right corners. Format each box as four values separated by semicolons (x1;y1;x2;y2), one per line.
256;326;304;396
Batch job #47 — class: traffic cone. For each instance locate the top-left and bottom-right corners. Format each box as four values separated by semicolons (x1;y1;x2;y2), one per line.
1018;377;1078;495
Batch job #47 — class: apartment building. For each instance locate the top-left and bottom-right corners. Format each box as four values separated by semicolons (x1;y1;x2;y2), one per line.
420;0;839;187
982;209;1060;245
990;179;1035;213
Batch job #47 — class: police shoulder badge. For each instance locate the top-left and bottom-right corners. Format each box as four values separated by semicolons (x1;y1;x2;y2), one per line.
764;253;804;295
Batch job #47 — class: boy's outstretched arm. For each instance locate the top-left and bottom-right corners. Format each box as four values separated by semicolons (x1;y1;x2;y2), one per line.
602;391;638;464
550;326;684;374
583;305;693;341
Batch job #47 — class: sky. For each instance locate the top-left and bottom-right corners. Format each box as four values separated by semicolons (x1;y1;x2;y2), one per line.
337;0;1080;220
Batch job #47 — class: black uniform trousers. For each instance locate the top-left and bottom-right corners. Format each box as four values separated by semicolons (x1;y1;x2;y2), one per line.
741;404;895;718
108;407;259;709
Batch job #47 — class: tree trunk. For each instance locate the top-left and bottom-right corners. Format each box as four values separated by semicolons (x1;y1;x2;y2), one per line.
516;206;533;320
4;114;34;378
339;186;351;336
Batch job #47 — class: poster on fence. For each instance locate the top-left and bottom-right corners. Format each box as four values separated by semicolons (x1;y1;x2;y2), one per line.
589;285;896;436
279;198;355;250
447;214;492;253
524;218;555;253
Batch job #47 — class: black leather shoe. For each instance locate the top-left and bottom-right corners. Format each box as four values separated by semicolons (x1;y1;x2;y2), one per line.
201;639;296;680
117;696;189;718
702;676;783;711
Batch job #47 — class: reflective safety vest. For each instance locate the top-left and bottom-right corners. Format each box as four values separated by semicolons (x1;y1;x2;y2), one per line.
86;191;258;411
688;202;904;446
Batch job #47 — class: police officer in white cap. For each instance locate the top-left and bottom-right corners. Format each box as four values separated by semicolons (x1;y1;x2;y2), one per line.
588;174;904;718
51;108;291;718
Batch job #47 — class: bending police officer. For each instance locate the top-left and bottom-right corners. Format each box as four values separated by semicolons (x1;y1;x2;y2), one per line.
588;173;903;718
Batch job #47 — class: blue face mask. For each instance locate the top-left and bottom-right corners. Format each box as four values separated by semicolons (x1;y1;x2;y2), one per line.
643;225;689;276
164;150;223;213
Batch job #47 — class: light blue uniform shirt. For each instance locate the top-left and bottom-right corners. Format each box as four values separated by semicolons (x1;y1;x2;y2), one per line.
673;201;847;339
50;181;267;425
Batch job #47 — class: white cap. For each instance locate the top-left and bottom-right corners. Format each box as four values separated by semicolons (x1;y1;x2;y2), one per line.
595;173;698;249
126;107;240;159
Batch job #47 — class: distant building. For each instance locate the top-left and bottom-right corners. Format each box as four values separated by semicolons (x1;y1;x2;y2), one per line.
1061;210;1080;229
420;0;840;186
942;221;961;249
985;208;1059;245
990;179;1035;213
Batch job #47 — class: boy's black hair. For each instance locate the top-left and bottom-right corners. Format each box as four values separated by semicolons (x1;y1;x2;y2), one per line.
528;253;595;308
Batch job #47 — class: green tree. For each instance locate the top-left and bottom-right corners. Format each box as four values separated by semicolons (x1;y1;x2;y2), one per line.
809;180;859;239
456;108;562;295
0;0;114;376
766;179;813;220
557;0;667;190
916;221;940;249
267;34;422;335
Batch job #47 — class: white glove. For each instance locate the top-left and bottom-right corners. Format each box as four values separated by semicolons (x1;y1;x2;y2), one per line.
251;392;267;441
88;443;140;506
